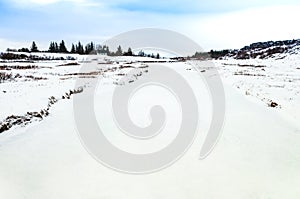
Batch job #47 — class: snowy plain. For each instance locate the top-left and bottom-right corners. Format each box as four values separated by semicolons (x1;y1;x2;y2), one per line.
0;53;300;199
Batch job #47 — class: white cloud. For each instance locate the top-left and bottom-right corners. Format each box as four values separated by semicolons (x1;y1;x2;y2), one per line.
177;5;300;50
0;2;299;52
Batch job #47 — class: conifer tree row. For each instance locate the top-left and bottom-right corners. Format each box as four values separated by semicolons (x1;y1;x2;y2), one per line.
17;41;161;58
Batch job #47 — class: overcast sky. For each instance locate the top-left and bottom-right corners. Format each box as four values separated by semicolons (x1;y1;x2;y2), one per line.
0;0;300;51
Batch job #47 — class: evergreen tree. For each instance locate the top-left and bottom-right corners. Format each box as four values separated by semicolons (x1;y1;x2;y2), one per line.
90;42;94;53
75;43;79;53
48;42;56;52
96;44;102;54
84;42;95;54
76;41;84;54
127;47;133;56
54;42;59;53
96;45;110;55
156;53;160;59
30;41;39;52
70;44;76;54
85;45;89;54
123;47;133;56
59;40;68;53
138;50;145;57
116;45;123;56
103;45;110;54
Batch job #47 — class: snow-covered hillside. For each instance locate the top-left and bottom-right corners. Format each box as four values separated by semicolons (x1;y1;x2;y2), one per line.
224;39;300;59
214;48;300;125
0;54;300;199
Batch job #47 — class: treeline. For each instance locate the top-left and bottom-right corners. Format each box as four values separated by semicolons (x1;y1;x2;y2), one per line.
137;50;160;59
191;50;230;59
9;40;99;55
5;41;161;58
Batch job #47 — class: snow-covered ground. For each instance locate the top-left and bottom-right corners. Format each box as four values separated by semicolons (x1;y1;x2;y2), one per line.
0;54;300;198
213;51;300;126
